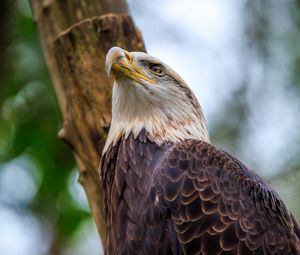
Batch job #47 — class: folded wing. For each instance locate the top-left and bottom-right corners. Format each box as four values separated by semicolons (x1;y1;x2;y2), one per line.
154;140;300;255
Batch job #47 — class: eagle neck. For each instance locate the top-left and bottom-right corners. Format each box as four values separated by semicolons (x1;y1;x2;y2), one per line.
102;82;210;154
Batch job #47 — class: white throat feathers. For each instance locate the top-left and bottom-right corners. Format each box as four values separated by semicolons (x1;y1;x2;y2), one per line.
103;78;209;153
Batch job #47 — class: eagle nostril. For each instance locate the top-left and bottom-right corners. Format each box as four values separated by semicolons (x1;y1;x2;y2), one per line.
124;50;133;63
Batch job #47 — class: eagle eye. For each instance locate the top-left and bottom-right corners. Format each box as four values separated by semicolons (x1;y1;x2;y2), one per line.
149;63;164;75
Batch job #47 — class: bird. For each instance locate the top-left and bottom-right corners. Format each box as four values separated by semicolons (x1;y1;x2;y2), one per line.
100;46;300;255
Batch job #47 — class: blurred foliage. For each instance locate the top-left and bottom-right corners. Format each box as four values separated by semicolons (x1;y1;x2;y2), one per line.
246;0;300;219
0;1;95;254
0;0;300;254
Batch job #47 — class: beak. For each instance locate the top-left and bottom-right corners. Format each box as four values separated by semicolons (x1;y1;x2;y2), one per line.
105;46;156;84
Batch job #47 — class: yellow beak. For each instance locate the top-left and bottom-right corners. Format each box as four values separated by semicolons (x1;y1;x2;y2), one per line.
105;47;156;84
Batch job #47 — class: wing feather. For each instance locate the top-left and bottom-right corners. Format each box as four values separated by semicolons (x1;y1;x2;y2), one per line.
155;140;300;255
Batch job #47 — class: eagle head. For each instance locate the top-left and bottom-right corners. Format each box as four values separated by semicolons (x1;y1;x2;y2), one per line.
103;46;209;152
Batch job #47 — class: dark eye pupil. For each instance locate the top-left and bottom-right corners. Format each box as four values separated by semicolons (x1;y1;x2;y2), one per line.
150;64;162;73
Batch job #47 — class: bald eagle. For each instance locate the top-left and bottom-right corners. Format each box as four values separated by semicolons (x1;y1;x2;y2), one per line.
100;46;300;255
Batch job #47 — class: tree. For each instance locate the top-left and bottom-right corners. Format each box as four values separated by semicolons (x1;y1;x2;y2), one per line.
29;0;145;245
26;0;300;252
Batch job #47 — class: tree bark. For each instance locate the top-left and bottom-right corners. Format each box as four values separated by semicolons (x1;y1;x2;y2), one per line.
29;0;146;245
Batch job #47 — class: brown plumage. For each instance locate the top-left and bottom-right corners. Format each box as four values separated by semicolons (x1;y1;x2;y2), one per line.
100;47;300;254
101;131;300;255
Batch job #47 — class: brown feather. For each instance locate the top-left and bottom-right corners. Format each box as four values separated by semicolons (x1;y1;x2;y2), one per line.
156;139;300;255
100;131;300;254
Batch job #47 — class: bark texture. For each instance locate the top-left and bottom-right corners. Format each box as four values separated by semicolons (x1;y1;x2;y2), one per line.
29;0;146;244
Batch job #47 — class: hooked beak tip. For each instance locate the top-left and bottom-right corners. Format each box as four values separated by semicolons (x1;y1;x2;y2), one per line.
105;63;111;78
105;46;126;78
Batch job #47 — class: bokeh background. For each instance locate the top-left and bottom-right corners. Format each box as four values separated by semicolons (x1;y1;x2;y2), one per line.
1;0;299;254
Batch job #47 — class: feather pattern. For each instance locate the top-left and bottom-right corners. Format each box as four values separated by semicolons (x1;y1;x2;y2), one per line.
100;131;300;255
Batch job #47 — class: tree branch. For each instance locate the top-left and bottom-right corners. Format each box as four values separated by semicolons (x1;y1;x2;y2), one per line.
29;0;146;245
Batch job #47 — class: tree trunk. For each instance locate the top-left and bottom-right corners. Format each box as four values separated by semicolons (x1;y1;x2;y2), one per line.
29;0;146;245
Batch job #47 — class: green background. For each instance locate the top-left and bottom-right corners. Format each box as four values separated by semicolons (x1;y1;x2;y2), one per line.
0;1;299;254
